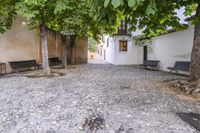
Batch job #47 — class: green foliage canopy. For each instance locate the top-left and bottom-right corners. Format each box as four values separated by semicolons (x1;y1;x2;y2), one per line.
89;0;199;37
88;37;98;52
15;0;57;29
49;0;88;36
0;0;17;33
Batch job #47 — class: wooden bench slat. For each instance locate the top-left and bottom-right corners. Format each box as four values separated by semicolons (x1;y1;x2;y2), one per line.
167;61;190;74
9;60;38;72
142;60;160;70
49;57;62;66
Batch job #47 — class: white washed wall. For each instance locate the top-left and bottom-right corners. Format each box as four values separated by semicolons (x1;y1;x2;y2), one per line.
104;36;115;64
104;25;194;68
147;25;194;71
114;35;140;65
104;35;141;65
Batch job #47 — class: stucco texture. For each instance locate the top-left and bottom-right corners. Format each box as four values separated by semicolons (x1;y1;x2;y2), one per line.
147;25;194;72
0;18;88;73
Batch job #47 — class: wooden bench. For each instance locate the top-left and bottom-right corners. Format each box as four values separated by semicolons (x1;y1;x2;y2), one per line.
142;60;160;70
0;63;6;75
49;57;62;66
9;60;38;72
167;61;190;74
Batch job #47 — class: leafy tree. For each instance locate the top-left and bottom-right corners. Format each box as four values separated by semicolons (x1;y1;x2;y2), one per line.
0;0;17;33
15;0;59;75
48;0;90;66
88;0;123;38
0;0;120;70
88;37;98;52
51;0;117;66
89;0;200;81
53;1;84;66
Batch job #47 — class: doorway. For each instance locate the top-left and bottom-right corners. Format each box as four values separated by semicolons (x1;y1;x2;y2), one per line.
143;46;148;63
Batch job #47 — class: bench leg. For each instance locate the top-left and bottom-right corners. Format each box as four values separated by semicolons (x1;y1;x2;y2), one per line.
169;69;179;75
175;70;179;75
169;70;173;73
4;65;6;74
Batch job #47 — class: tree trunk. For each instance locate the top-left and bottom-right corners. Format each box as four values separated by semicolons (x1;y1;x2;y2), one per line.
190;3;200;81
61;35;67;68
70;35;76;65
40;23;50;75
71;46;76;65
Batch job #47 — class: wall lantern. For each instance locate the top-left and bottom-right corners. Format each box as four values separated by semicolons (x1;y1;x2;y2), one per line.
22;21;26;25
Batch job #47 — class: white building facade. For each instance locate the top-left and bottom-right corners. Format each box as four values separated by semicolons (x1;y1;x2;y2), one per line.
103;35;141;65
100;24;194;72
144;25;194;71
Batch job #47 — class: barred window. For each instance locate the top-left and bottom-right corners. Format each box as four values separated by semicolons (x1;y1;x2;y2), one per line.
119;40;128;52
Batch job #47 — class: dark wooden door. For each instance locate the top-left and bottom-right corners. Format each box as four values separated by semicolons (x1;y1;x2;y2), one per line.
143;46;148;63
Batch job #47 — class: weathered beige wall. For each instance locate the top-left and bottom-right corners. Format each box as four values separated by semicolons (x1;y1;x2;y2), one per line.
0;18;39;62
48;35;88;64
47;33;60;59
0;18;39;72
0;17;88;73
65;37;88;64
75;37;88;63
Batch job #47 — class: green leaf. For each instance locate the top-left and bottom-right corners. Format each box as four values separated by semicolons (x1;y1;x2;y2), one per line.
159;16;168;24
128;25;137;32
160;0;167;7
104;0;110;7
54;1;67;14
128;0;136;7
146;0;156;15
111;0;121;8
192;17;200;25
88;37;98;52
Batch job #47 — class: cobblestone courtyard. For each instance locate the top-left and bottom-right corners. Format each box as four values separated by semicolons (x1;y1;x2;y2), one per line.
0;64;200;132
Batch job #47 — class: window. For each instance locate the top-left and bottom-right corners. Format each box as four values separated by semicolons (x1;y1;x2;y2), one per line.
119;40;128;52
107;38;109;47
117;20;128;35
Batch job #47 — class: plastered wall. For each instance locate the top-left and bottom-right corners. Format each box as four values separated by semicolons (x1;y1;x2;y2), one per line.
0;18;40;72
75;37;88;63
146;25;194;72
66;37;88;64
105;36;115;64
0;18;88;73
104;35;140;65
104;25;194;72
47;33;61;61
0;18;39;62
114;36;140;65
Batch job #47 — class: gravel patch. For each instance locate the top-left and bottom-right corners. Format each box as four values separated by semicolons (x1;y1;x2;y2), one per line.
0;64;200;133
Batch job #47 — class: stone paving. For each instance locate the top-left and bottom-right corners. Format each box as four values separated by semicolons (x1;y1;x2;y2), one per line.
0;64;200;133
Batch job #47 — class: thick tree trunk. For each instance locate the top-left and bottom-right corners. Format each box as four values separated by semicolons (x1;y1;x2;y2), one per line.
40;23;50;75
61;35;67;68
70;35;76;65
190;3;200;81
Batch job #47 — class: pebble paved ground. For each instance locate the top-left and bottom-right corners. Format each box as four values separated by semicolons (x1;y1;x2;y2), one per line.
0;62;200;133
